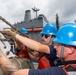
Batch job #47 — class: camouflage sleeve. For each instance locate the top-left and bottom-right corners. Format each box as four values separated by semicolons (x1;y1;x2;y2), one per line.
0;50;19;75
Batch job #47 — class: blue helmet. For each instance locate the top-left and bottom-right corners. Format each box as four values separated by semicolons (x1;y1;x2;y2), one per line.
40;23;57;36
19;27;28;34
53;23;76;46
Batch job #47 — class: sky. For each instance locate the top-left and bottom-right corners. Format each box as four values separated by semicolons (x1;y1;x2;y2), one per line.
0;0;76;29
0;0;76;54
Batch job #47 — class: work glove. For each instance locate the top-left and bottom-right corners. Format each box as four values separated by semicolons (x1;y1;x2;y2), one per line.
0;30;16;38
15;40;22;50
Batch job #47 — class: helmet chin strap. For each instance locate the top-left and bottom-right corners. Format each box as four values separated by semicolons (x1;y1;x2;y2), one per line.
54;44;65;65
60;45;64;62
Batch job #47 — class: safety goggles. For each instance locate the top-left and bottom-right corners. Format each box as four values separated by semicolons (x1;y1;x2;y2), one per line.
41;34;50;39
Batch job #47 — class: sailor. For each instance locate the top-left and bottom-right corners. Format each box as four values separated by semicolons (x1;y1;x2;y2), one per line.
14;27;30;59
29;23;58;69
14;27;38;60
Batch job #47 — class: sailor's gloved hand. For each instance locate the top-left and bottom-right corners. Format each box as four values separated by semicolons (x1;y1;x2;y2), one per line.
0;30;16;38
15;40;22;50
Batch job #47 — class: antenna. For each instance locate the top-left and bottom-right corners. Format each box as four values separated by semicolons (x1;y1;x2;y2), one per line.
56;13;59;30
32;7;40;18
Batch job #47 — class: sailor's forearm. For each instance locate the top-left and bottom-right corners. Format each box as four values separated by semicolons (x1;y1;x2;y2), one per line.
11;69;29;75
0;50;19;75
15;34;50;54
15;34;41;51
